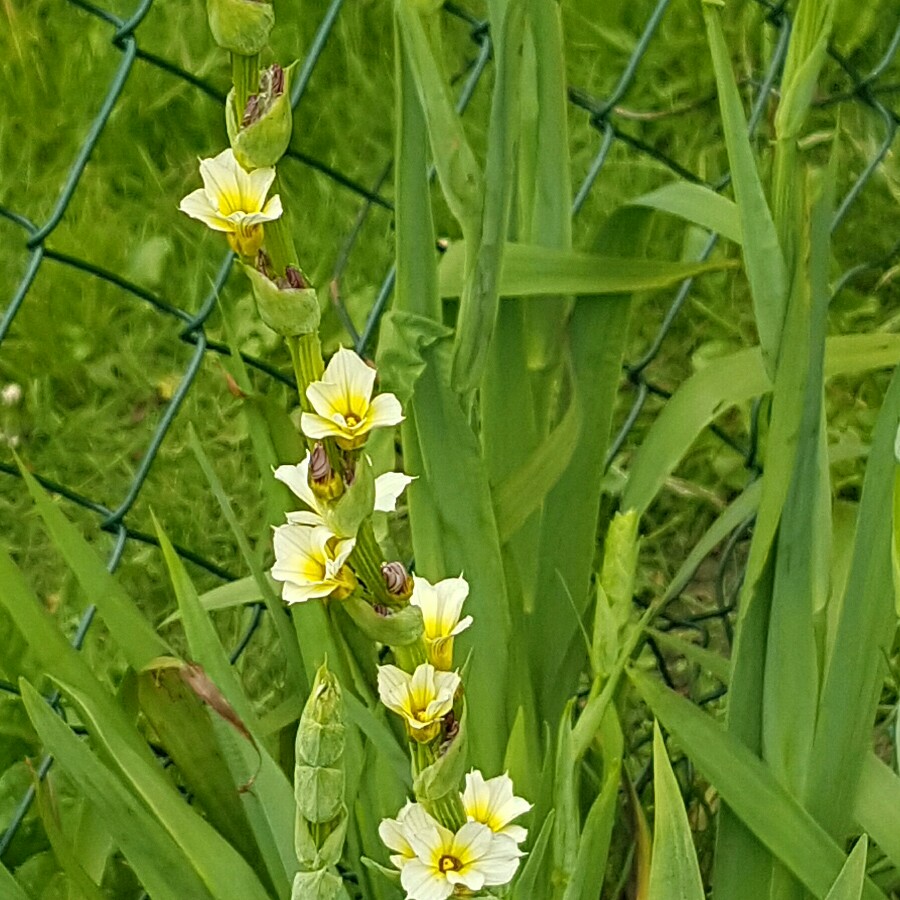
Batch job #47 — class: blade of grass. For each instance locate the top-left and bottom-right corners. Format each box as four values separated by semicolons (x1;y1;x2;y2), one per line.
804;362;900;838
451;0;526;393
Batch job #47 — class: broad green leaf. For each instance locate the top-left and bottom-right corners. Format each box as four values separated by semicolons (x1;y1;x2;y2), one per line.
824;836;868;900
630;670;886;900
702;2;788;374
0;859;33;900
18;460;170;669
438;241;736;299
19;680;217;900
623;334;900;515
630;181;742;244
853;753;900;873
647;723;704;900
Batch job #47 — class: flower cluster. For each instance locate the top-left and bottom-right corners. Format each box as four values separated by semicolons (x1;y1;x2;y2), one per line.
379;773;530;900
267;347;408;605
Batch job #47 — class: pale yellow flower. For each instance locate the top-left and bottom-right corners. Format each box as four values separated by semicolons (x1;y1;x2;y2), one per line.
377;801;437;872
300;347;404;450
274;453;414;528
397;816;522;900
377;663;459;744
271;523;356;604
410;576;473;670
178;148;282;257
461;771;531;844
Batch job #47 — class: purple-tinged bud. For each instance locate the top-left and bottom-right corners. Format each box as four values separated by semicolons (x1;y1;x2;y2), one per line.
381;561;413;600
308;443;343;502
281;266;307;289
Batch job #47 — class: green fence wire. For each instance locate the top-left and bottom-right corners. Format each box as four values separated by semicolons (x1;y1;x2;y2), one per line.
0;0;897;874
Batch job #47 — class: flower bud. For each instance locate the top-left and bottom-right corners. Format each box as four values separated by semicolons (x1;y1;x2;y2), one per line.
308;443;343;502
242;261;320;337
207;0;274;55
322;455;375;539
381;561;413;600
226;61;298;169
1;384;22;407
291;867;345;900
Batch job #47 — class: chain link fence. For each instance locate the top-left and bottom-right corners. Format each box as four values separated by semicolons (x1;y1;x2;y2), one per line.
1;0;898;871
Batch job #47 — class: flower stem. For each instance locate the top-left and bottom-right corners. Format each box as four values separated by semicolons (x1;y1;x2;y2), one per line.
262;174;297;274
231;52;259;125
411;741;466;831
350;520;392;605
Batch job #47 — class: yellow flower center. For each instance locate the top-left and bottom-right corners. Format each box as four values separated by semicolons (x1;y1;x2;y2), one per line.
344;413;361;429
438;855;461;873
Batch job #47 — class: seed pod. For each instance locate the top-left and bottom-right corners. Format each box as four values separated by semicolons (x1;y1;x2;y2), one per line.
226;61;298;168
242;262;320;337
207;0;274;55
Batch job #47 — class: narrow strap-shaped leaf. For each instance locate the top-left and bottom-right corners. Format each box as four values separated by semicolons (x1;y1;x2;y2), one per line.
438;241;737;298
0;860;31;900
18;459;171;669
824;836;868;900
20;679;217;900
702;0;788;374
853;754;900;873
647;723;705;900
629;181;742;244
631;670;887;900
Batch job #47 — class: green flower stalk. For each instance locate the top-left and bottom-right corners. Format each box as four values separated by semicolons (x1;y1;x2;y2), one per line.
292;663;350;900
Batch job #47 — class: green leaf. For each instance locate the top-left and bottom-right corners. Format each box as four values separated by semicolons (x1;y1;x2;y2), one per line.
629;181;742;244
17;459;170;669
623;334;900;515
511;810;555;899
824;835;868;900
154;515;297;893
438;241;736;299
702;2;788;374
0;859;33;900
160;575;269;625
647;723;705;900
805;360;900;837
19;679;216;900
630;670;886;900
646;629;730;684
188;427;306;696
492;388;580;545
853;754;900;873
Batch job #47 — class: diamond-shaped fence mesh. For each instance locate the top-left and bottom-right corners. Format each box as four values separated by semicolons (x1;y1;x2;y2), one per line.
0;0;897;867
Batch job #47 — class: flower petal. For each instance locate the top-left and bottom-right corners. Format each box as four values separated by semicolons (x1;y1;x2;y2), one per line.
245;164;278;210
374;472;416;512
300;412;351;442
198;149;247;215
367;391;405;428
274;457;318;510
400;859;452;900
326;347;377;413
178;188;233;232
285;510;325;527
